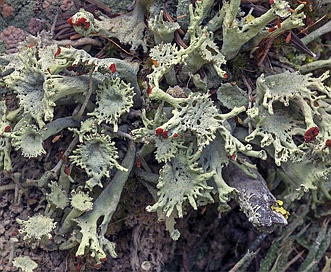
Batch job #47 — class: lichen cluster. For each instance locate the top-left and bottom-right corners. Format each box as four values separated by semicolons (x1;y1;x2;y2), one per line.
0;0;330;270
0;37;137;265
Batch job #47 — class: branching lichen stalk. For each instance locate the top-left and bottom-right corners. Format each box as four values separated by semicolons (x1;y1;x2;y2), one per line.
299;58;331;74
73;141;136;262
73;67;94;121
300;20;331;45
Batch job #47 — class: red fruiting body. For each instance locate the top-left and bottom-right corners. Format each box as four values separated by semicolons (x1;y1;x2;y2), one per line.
64;165;71;175
109;63;116;73
270;0;274;4
325;139;331;147
100;257;107;262
223;73;228;79
82;21;90;30
276;18;281;28
75;17;90;30
227;154;237;160
136;156;141;168
12;229;19;236
75;263;82;272
285;32;292;43
268;27;276;32
4;125;11;132
304;126;319;143
75;17;86;24
173;133;178;138
162;130;169;139
147;85;153;96
94;263;102;269
155;128;163;137
67;17;74;25
54;47;61;57
68;17;90;30
155;128;168;139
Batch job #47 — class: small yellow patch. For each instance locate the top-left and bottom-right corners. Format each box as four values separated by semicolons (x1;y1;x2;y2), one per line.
271;199;290;219
306;57;314;63
245;14;255;24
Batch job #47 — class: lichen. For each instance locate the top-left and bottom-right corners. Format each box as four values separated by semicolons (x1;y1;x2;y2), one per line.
46;181;69;214
17;214;56;242
11;123;46;158
221;0;305;60
46;44;141;106
71;190;93;211
216;83;249;109
246;105;305;166
88;76;134;132
69;118;98;143
148;11;180;44
199;135;238;211
270;200;290;219
4;47;54;129
72;141;135;264
70;133;127;189
246;71;331;166
58;190;94;235
0;105;13;170
147;1;227;88
159;93;222;151
154;136;186;163
255;71;330;128
0;0;329;269
12;256;38;272
146;145;215;218
67;0;153;51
